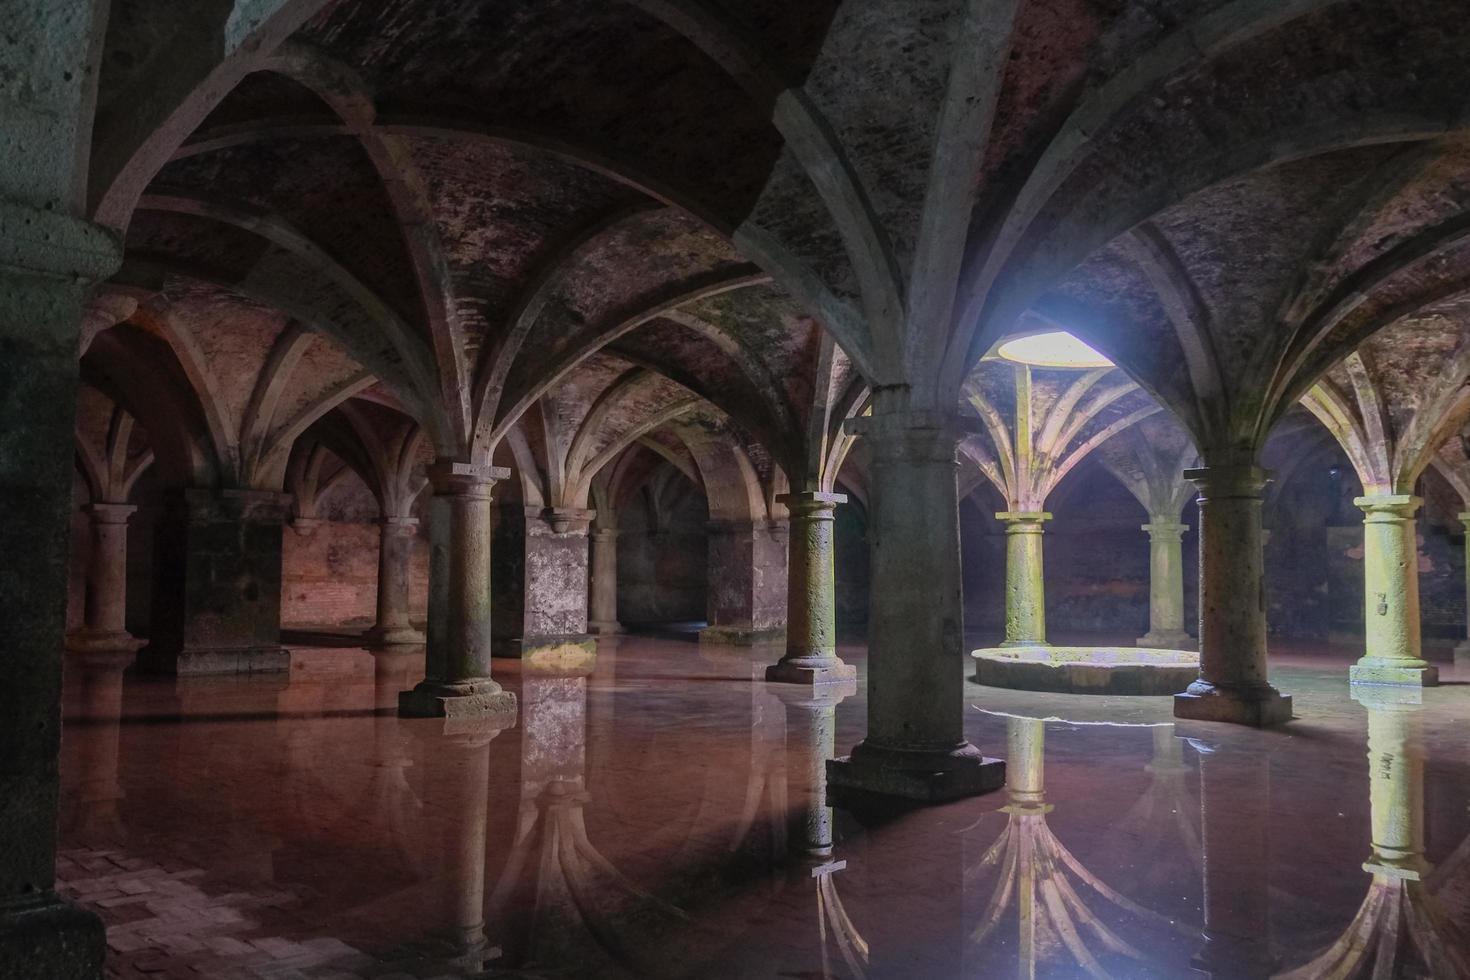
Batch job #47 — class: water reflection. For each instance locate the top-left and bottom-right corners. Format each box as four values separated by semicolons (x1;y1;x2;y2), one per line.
54;640;1470;978
968;715;1190;978
1276;689;1470;978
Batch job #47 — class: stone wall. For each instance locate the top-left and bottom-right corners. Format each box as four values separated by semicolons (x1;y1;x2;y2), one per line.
280;521;430;630
617;489;708;625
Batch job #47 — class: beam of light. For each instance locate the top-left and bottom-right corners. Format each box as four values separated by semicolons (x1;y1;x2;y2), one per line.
996;331;1113;369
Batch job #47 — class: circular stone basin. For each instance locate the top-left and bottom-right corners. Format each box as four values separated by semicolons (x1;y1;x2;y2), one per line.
971;645;1199;696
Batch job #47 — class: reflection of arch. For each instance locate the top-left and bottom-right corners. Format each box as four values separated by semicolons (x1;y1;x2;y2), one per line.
1276;692;1470;978
969;715;1186;976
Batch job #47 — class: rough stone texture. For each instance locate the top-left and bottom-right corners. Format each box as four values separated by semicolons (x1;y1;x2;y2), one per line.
139;490;290;676
280;520;429;630
702;519;788;644
490;506;594;668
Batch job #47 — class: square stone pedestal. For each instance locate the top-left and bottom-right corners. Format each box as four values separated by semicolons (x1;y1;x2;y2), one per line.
765;659;858;685
140;645;290;676
1348;660;1439;687
492;634;597;672
699;625;786;646
827;751;1005;804
399;681;517;721
1174;684;1293;727
1136;630;1196;651
0;894;104;980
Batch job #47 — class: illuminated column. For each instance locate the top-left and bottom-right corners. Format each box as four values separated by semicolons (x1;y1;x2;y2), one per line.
828;407;1003;802
587;527;622;635
1350;495;1437;687
1138;521;1192;649
67;502;146;654
400;462;517;720
997;511;1050;647
366;516;423;646
1174;465;1292;726
767;491;856;684
1456;513;1470;667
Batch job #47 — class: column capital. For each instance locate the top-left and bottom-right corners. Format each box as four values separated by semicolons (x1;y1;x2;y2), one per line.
290;516;325;535
83;502;137;524
777;490;847;514
1185;464;1270;498
1354;494;1422;520
0;199;121;281
1458;511;1470;527
426;461;510;497
844;409;973;463
996;510;1051;528
546;507;595;533
1142;521;1189;536
379;515;420;532
591;526;621;541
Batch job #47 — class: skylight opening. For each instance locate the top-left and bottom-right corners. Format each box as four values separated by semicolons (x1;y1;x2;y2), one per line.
995;331;1114;369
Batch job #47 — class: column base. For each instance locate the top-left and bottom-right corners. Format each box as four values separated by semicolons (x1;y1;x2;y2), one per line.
137;645;290;676
1136;630;1195;650
1173;681;1293;727
398;679;517;721
362;625;425;647
64;629;146;655
588;620;624;635
492;634;596;672
0;893;105;980
699;625;786;646
999;638;1049;649
1349;658;1439;687
765;656;858;685
827;741;1005;803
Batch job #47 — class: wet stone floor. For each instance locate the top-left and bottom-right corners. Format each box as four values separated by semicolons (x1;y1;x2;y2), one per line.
57;636;1470;979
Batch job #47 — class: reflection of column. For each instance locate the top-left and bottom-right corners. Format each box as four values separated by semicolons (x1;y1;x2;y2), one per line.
400;462;517;720
62;653;132;845
829;410;1003;802
767;491;855;684
1349;495;1437;686
998;511;1050;647
969;716;1178;976
1138;521;1192;649
67;502;146;654
588;528;622;635
773;679;856;856
1192;744;1274;978
1278;691;1470;977
365;517;423;646
1455;513;1470;666
1175;465;1292;726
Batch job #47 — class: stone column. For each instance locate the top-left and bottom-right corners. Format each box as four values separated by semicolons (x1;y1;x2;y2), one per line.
1137;520;1192;649
827;410;1003;802
588;527;622;635
1174;465;1292;726
400;462;517;720
67;502;146;654
767;491;856;684
0;221;120;973
997;511;1050;647
139;489;291;676
491;506;596;669
1350;495;1437;687
1456;513;1470;667
365;516;424;646
702;518;789;644
773;679;856;856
